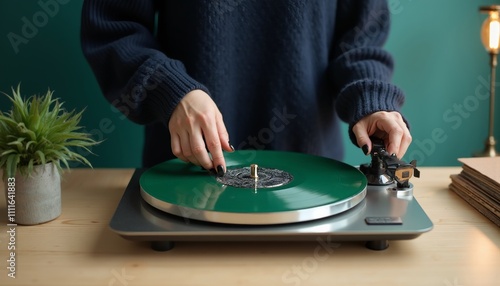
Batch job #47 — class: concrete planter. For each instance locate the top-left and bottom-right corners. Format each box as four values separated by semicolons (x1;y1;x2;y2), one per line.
6;162;61;225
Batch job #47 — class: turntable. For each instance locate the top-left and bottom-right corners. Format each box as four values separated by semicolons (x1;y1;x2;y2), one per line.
109;140;433;251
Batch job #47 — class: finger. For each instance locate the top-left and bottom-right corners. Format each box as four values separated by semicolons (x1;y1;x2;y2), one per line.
394;118;412;158
179;131;201;166
190;128;216;171
378;112;412;158
202;119;226;176
352;121;372;155
378;119;404;157
216;112;234;152
397;133;412;159
171;133;188;162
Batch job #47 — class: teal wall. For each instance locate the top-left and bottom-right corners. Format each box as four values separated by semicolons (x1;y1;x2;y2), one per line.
1;0;499;168
345;0;500;166
0;0;144;168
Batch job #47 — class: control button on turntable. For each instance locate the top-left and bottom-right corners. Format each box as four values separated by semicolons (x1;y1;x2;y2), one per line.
365;217;403;225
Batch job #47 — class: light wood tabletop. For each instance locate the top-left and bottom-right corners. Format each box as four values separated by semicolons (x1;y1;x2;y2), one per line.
0;167;499;286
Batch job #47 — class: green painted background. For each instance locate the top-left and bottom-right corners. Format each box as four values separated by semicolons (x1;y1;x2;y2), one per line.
1;0;499;168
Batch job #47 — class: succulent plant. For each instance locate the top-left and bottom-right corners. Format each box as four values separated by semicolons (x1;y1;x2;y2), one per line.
0;85;98;180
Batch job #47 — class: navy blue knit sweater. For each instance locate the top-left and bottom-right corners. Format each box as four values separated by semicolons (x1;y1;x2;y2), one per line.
80;0;405;168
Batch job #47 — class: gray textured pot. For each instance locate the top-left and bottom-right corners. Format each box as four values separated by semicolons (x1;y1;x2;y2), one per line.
6;162;61;225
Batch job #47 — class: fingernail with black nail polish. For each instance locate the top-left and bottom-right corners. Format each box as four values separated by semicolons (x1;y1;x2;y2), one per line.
362;144;369;155
216;165;225;177
229;141;235;151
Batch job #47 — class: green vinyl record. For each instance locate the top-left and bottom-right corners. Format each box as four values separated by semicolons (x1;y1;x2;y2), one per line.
140;150;367;225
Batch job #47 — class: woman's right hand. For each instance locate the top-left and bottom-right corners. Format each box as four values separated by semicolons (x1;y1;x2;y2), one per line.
168;89;233;176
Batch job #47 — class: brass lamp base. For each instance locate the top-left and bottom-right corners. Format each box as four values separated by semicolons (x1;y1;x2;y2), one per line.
474;136;499;157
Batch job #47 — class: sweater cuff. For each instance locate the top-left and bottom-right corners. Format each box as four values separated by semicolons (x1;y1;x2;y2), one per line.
335;79;407;147
128;55;210;125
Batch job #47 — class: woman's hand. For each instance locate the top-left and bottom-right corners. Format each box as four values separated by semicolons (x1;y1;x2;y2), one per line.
352;111;412;158
168;89;234;176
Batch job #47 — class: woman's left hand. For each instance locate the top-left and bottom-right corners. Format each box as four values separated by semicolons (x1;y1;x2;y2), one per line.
352;111;412;158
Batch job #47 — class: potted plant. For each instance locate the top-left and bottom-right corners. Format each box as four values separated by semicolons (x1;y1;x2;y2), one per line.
0;85;98;225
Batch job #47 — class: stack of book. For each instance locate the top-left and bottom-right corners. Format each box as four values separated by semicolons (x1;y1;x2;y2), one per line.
449;157;500;227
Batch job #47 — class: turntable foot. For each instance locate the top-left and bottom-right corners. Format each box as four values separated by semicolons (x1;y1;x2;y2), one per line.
365;240;389;251
151;241;175;251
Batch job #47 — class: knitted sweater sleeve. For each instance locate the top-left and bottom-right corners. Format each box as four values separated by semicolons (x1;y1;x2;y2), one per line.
80;0;209;125
330;0;406;146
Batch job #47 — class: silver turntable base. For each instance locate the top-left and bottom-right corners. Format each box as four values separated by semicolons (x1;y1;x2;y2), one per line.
109;169;433;251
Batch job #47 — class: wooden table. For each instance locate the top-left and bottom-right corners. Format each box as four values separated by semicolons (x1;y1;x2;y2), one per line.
0;167;499;286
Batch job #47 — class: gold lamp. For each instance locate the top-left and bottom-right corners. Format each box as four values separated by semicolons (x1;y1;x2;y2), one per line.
477;5;500;157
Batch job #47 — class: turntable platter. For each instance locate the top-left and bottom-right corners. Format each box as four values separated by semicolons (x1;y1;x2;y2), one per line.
140;150;367;225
